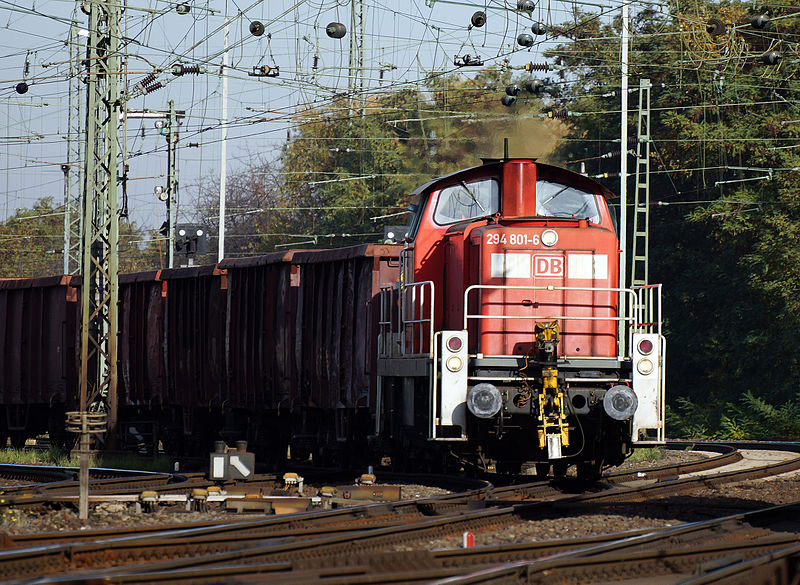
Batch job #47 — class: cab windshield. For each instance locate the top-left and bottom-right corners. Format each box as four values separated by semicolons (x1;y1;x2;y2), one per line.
536;179;600;224
433;179;500;225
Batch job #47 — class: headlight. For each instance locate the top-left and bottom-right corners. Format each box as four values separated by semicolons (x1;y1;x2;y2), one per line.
603;385;638;420
541;229;558;247
637;358;654;375
467;383;502;419
446;356;463;372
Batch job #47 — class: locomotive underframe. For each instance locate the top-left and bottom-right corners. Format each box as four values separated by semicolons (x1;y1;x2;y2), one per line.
376;355;635;476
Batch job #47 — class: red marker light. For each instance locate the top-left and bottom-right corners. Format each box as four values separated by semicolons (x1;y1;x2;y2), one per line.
637;339;654;355
447;336;463;352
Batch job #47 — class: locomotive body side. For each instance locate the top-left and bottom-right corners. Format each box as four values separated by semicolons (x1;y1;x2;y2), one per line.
377;158;665;477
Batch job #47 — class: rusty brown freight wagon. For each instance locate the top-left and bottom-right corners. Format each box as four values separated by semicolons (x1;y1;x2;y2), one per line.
219;244;401;463
0;245;402;459
0;275;79;447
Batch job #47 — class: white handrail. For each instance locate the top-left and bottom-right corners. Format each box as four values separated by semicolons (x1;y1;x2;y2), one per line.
400;280;435;357
462;283;661;359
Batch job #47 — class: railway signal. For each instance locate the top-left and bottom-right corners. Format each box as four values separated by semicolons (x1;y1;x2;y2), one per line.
175;224;208;258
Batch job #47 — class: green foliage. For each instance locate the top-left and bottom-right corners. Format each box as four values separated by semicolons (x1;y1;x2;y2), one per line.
0;197;162;277
197;68;555;253
626;446;666;463
669;392;800;440
0;447;174;471
280;107;407;247
721;391;800;439
667;398;716;440
0;446;79;467
0;198;65;277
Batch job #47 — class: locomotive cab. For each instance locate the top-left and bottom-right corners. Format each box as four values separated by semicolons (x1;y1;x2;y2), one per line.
376;158;665;478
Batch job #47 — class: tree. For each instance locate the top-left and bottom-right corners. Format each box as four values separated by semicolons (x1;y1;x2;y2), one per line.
192;66;558;253
278;99;408;248
0;197;160;277
276;67;558;248
192;155;285;258
0;197;64;277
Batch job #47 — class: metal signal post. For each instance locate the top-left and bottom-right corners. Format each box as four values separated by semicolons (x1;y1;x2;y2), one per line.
618;3;629;359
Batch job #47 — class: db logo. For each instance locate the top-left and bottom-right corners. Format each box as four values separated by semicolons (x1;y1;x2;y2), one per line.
534;255;564;277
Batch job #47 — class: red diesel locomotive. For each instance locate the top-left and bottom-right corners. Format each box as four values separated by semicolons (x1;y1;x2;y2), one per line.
376;157;665;477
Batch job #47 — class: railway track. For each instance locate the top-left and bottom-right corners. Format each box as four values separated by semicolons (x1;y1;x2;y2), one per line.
0;441;799;583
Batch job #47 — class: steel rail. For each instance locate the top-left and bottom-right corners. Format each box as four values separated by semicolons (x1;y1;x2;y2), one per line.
426;501;800;585
17;499;800;584
0;442;794;583
0;443;752;579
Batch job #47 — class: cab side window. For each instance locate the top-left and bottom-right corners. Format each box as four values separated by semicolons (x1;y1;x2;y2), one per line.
433;179;499;225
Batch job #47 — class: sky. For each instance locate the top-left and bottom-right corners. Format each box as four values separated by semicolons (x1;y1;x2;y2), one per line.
0;0;633;233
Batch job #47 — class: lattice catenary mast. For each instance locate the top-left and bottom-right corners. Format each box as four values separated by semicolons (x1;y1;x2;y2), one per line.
69;0;122;519
63;21;84;275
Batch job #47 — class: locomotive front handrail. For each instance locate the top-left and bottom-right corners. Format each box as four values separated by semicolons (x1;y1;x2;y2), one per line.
463;284;662;358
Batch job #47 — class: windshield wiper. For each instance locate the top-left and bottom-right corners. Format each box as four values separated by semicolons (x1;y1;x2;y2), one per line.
542;185;569;205
460;181;485;212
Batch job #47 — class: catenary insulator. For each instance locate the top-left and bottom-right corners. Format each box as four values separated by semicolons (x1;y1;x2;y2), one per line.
751;14;770;29
471;11;486;27
506;84;521;96
175;3;190;14
137;73;157;88
143;81;163;94
172;64;200;76
531;22;546;35
517;0;535;11
524;62;550;72
249;21;265;36
706;18;726;36
326;22;346;39
761;50;782;65
501;95;517;107
15;82;28;94
517;33;534;47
